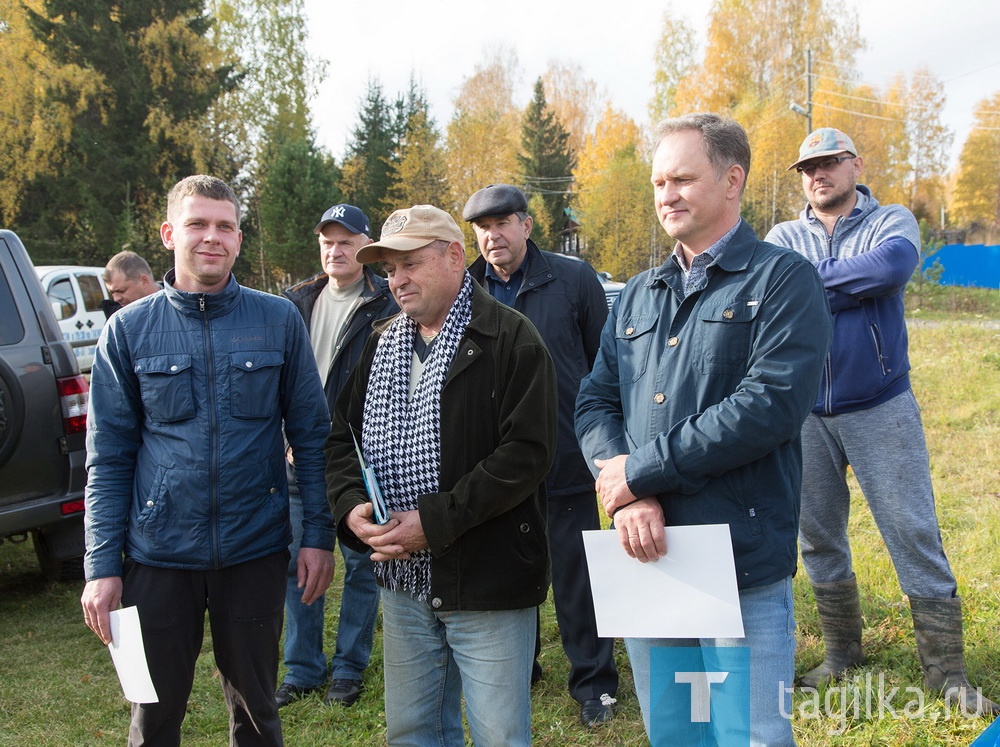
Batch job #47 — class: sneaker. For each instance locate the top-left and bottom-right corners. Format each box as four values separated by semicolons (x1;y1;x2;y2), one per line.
325;678;363;707
274;681;323;708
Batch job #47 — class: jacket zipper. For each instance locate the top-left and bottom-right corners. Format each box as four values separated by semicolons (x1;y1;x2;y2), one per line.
200;293;222;569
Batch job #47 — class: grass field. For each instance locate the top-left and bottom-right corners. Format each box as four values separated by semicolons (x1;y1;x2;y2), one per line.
1;296;997;746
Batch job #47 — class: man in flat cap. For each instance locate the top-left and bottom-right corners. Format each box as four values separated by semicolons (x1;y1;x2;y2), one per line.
275;204;398;708
464;184;618;727
766;128;998;714
326;205;557;745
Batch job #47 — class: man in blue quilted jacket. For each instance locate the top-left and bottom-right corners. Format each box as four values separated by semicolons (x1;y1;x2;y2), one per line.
81;175;335;746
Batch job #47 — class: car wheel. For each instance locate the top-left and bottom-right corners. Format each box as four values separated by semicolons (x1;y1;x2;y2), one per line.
31;530;85;582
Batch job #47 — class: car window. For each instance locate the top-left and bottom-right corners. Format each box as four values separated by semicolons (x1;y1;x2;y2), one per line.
47;276;76;320
78;273;106;311
0;270;26;345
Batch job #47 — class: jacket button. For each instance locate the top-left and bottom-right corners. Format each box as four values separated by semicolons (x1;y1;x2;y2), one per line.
170;365;178;372
431;597;443;609
245;361;253;368
270;487;277;494
626;327;635;336
146;500;154;508
467;349;474;356
653;393;666;404
723;309;734;319
519;523;530;533
667;337;679;347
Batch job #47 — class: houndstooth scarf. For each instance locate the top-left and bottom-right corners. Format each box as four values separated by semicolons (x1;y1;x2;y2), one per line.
361;272;474;600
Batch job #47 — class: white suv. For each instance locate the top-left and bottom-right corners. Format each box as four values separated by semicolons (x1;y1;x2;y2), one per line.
34;266;110;373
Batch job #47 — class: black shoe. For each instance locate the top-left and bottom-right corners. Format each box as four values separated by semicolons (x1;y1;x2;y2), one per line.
530;661;543;687
580;697;614;727
325;678;363;707
274;681;323;708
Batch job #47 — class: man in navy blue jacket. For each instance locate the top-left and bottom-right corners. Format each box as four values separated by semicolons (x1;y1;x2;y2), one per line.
81;175;334;745
577;114;831;746
767;127;997;715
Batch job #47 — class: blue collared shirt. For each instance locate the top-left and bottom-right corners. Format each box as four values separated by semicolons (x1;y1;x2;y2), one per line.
484;262;525;307
670;220;741;299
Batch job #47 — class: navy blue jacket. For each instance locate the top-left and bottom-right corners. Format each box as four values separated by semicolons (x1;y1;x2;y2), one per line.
765;186;920;414
576;221;832;589
84;272;332;580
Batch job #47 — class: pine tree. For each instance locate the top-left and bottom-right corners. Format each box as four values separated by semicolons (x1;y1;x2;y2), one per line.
518;78;575;252
389;78;449;211
16;0;237;262
341;78;399;234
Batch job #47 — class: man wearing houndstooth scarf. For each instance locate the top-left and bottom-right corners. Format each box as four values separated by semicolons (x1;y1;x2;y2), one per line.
361;273;474;601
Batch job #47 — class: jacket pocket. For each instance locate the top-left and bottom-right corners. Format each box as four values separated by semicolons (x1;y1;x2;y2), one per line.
868;323;888;377
694;296;759;376
615;313;658;383
230;350;284;419
135;354;195;423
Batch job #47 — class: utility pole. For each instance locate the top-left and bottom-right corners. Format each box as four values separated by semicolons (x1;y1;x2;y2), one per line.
790;48;813;135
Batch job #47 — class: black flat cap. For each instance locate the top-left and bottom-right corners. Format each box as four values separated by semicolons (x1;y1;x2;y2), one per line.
462;184;528;222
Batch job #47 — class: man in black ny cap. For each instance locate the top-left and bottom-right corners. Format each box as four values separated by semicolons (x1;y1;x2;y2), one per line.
277;204;398;708
464;184;619;727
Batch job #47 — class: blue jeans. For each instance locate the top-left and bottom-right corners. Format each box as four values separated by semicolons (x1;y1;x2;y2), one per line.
283;492;380;688
626;576;797;747
381;589;534;747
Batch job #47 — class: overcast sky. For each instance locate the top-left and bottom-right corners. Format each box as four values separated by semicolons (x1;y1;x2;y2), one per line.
301;0;999;170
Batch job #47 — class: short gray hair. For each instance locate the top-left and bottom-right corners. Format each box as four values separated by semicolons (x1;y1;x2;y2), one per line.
104;250;153;283
652;113;751;192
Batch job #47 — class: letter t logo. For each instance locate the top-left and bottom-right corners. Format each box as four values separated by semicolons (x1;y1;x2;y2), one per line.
675;671;729;722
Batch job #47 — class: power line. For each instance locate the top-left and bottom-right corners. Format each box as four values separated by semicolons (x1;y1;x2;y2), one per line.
813;88;943;112
813;55;1000;86
811;102;905;123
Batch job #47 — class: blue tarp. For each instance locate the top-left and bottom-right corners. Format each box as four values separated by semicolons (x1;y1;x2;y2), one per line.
923;244;1000;289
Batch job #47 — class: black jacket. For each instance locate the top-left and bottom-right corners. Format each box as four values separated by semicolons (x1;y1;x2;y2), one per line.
469;241;607;497
327;281;558;610
283;266;398;408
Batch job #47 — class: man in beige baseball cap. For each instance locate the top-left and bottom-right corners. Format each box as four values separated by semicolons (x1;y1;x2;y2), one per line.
329;204;558;746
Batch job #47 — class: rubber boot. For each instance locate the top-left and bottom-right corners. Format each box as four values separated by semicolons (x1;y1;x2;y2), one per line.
798;575;867;688
910;596;1000;716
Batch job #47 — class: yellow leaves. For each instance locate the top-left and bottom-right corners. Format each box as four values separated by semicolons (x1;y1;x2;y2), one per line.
541;62;601;158
445;49;521;211
574;107;657;281
951;91;1000;229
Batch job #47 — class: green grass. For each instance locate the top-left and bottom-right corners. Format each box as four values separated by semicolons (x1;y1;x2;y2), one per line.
906;283;1000;321
1;318;997;745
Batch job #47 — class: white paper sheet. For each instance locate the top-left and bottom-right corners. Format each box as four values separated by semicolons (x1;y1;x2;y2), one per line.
108;606;158;703
583;524;744;639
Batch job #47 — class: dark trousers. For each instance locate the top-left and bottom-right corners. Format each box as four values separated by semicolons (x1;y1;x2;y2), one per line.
121;551;288;747
547;490;618;702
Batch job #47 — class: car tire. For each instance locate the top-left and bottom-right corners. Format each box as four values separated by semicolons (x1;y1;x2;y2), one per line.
31;529;86;582
0;358;27;470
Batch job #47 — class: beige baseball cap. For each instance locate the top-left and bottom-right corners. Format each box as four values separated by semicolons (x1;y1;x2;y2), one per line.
355;205;465;263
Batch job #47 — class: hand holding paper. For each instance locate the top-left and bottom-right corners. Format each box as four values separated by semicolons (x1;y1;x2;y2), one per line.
583;524;744;639
108;607;158;703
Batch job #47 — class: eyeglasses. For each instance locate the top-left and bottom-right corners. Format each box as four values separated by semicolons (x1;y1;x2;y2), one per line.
796;155;854;176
